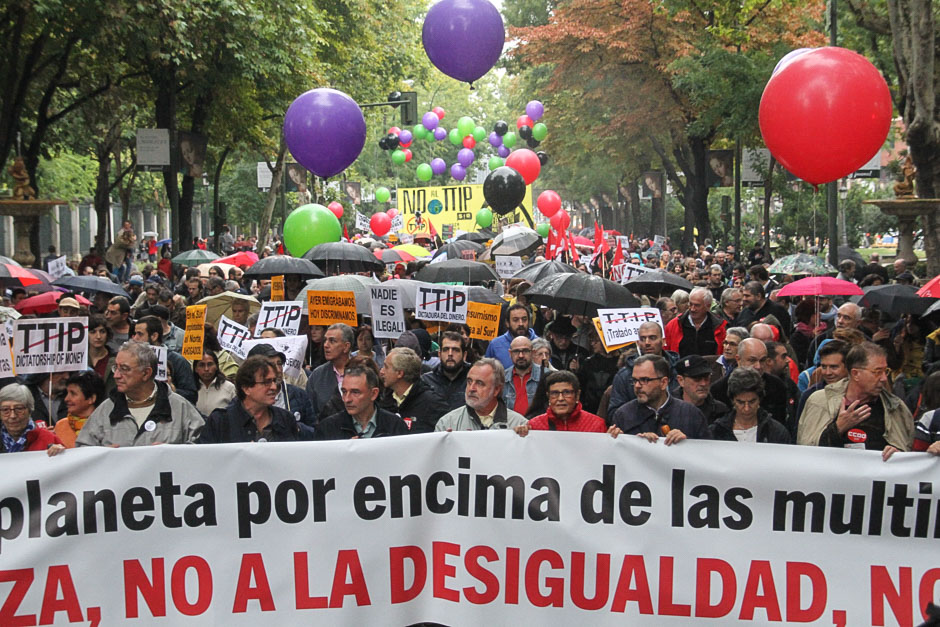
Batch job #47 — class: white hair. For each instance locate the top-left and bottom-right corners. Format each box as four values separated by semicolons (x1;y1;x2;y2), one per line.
689;286;713;306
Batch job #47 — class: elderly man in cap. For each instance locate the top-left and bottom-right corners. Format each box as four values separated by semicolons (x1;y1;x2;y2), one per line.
547;316;587;371
676;355;728;424
77;340;204;446
247;344;316;438
57;296;82;318
436;358;528;431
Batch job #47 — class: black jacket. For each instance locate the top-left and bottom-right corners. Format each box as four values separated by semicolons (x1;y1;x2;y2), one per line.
611;395;711;439
578;352;619;415
280;383;316;439
709;409;791;444
26;384;68;426
421;362;470;412
200;400;300;443
383;378;449;434
609;350;681;413
315;406;409;440
688;394;729;424
711;371;795;431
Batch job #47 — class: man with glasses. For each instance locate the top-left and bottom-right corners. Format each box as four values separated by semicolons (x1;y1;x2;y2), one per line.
305;323;353;417
77;341;204;446
608;354;710;444
608;321;680;414
716;327;748;377
516;370;605;434
716;288;744;327
436;358;528;432
316;365;408;440
711;338;792;428
199;356;300;443
797;342;913;459
501;336;542;417
246;344;316;439
133;315;198;404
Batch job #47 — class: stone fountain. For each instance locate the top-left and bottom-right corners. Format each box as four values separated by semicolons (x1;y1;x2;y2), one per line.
0;156;65;266
864;156;940;266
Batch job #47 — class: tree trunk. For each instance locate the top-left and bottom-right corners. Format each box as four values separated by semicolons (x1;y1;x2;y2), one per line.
153;66;182;250
684;136;711;252
763;156;777;255
212;147;231;251
257;138;288;254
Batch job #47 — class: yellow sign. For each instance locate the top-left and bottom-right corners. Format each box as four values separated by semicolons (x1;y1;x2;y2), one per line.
270;275;285;301
181;305;208;360
467;301;501;341
307;290;357;326
397;183;534;234
592;317;630;353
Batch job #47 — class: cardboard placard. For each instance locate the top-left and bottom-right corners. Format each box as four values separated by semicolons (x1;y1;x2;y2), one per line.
217;315;252;360
12;317;88;374
610;262;650;284
596;307;663;347
467;301;501;341
47;255;69;279
306;290;357;326
270;275;285;301
257;301;303;336
494;256;523;279
414;282;468;323
356;211;370;231
369;285;406;340
181;305;207;360
592;317;630;353
390;214;404;233
460;249;477;261
241;335;308;380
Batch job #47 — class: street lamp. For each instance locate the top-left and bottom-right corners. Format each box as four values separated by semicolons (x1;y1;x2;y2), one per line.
839;181;848;246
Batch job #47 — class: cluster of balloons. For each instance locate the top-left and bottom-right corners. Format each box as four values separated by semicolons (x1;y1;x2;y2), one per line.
283;203;343;256
423;0;504;85
284;88;366;179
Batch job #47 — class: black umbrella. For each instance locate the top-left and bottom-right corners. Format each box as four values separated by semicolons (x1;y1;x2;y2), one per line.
850;284;936;316
526;273;640;317
467;286;503;304
623;269;694;297
511;260;579;284
455;230;494;243
302;242;384;274
490;226;542;257
52;275;130;298
431;240;484;261
242;255;324;279
837;245;867;270
414;259;499;284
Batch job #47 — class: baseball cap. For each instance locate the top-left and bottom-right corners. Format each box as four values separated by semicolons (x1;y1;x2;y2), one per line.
247;344;286;363
58;297;81;309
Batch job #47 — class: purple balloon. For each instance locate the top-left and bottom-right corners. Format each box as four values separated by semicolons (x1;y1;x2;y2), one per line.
422;111;440;131
525;100;544;121
423;0;505;84
284;88;365;178
430;157;447;175
399;129;413;145
433;127;447;141
450;163;467;181
488;131;503;147
457;148;475;167
497;145;510;158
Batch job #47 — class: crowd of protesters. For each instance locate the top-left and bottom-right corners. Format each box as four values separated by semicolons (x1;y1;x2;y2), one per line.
2;221;939;462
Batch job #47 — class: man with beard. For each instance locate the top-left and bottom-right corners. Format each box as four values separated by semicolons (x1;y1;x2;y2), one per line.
762;340;801;435
608;321;680;414
435;358;528;431
676;355;729;424
485;303;537;369
421;331;471;411
501;336;542;417
736;281;791;331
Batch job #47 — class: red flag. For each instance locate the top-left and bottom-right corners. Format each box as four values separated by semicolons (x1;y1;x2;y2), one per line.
343;224;349;241
567;231;580;263
593;221;609;254
428;220;438;237
612;238;624;266
546;228;556;259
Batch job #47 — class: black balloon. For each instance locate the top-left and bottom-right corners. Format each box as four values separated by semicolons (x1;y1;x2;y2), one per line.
378;137;390;150
388;91;403;106
537;151;549;165
493;120;509;136
483;166;526;215
518;125;532;140
526;137;540;148
386;133;400;149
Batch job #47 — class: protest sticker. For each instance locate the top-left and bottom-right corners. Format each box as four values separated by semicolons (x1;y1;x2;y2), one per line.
181;305;207;360
369;285;405;339
494;256;523;279
0;325;16;376
270;275;285;301
152;345;168;382
47;255;69;279
467;301;501;341
356;211;370;231
610;262;650;284
241;334;308;380
592;317;630;353
596;307;663;346
307;291;357;326
415;282;468;323
217;315;252;360
257;301;303;336
12;316;87;374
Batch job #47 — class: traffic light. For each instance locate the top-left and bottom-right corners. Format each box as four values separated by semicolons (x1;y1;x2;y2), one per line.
400;91;417;126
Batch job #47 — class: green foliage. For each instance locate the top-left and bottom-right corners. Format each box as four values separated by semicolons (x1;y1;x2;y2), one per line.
35;151;97;200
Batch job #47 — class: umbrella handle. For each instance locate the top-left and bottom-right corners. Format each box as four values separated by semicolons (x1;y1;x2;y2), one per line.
518;204;535;229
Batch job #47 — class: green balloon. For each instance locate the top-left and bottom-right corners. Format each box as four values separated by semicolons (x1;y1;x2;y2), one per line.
413;125;427;140
375;187;391;203
532;122;548;141
503;132;517;148
536;222;550;237
472;126;487;142
283;204;342;256
457;116;475;137
476;208;493;228
391;149;407;165
488;156;504;170
416;163;433;181
448;128;462;146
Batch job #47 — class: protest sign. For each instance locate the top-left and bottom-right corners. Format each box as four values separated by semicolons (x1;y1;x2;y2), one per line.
217;315;252;360
596;307;663;346
610;262;650;284
241;334;307;380
390;214;404;233
0;325;16;377
0;436;935;626
369;285;405;339
152;345;168;382
460;249;477;261
12;316;87;374
306;291;357;326
415;282;468;323
494;255;523;279
181;305;207;360
653;234;666;246
47;255;69;279
592;317;630;353
270;275;285;301
466;301;501;341
257;301;303;336
356;211;370;231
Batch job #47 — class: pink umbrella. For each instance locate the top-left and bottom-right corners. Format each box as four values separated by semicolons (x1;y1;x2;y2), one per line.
216;251;258;266
778;276;863;297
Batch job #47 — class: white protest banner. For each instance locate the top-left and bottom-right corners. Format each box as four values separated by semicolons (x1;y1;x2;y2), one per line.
241;334;307;379
0;436;936;626
369;285;406;339
596;307;663;346
0;325;14;377
414;281;468;323
653;234;666;246
356;211;371;232
494;255;523;279
217;315;252;360
256;301;302;336
610;262;650;285
47;255;69;279
390;214;404;233
12;316;87;374
152;345;168;382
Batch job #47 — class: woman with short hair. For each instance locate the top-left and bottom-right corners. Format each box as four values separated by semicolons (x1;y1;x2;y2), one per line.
709;368;790;443
0;384;64;454
54;372;106;448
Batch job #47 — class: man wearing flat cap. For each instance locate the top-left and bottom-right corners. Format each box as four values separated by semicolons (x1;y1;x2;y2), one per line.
546;316;587;371
676;355;728;424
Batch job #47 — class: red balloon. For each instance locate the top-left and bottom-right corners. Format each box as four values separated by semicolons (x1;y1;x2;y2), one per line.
432;107;446;120
328;201;344;219
759;47;892;186
505;148;541;185
388;126;402;136
370;212;391;237
386;208;398;219
537;190;562;217
403;148;413;162
550;211;570;232
517;115;534;129
462;136;476;150
400;139;412;148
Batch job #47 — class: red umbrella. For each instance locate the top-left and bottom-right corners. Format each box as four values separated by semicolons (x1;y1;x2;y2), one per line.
216;251;258;266
917;274;940;298
0;263;42;287
778;276;863;297
15;291;92;315
375;248;417;263
570;235;594;246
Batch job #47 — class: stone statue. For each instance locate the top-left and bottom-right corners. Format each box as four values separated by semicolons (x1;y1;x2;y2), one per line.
893;155;916;198
8;156;36;200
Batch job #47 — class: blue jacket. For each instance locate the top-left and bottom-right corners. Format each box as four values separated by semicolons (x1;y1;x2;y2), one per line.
485;328;538;369
608;351;680;415
611;394;711;439
502;364;542;413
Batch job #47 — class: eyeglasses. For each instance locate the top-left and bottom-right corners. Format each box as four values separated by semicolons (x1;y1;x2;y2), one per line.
252;377;279;388
112;364;140;375
548;389;576;399
633;376;665;386
0;406;29;416
510;348;531;354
